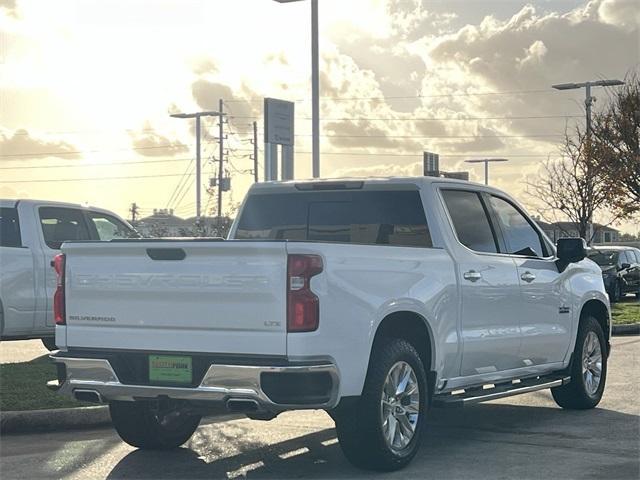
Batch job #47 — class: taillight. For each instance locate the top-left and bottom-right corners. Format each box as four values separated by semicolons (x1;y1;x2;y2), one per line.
287;254;323;332
53;253;66;325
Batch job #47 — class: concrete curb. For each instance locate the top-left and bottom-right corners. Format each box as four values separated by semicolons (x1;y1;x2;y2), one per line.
0;405;111;434
612;324;640;336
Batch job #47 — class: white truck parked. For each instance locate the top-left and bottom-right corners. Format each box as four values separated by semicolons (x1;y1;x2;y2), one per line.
50;178;610;471
0;199;136;350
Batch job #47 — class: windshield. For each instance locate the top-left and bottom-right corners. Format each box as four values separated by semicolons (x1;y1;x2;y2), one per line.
587;251;618;266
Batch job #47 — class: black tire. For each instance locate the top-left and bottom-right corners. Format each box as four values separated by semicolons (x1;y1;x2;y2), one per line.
551;316;607;410
109;400;201;449
333;338;428;471
41;337;57;351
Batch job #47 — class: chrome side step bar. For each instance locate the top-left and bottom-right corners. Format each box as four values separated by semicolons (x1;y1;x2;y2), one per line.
432;375;571;408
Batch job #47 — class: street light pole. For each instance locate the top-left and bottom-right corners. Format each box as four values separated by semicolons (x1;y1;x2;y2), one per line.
552;79;624;136
274;0;320;178
552;79;625;243
170;110;225;222
465;158;509;185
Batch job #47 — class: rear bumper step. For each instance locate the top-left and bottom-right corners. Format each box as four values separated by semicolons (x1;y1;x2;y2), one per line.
50;355;340;412
432;375;571;408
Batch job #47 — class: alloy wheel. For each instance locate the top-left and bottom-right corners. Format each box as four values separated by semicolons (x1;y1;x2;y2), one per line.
380;361;420;452
582;331;603;396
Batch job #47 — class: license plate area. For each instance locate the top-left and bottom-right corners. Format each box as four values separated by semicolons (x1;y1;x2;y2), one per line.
149;355;193;385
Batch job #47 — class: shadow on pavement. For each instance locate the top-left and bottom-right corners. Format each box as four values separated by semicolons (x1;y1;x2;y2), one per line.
107;403;639;479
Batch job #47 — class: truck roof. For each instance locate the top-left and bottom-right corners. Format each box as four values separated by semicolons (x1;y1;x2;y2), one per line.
0;198;126;218
248;176;503;195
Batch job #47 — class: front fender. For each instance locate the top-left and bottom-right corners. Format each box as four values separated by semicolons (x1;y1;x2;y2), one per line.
565;260;611;358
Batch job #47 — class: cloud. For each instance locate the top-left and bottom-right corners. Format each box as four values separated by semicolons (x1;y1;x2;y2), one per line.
598;0;640;30
192;58;217;75
324;119;423;151
0;129;80;160
191;78;260;137
332;161;423;179
429;1;637;103
129;122;188;157
0;0;17;18
447;126;506;152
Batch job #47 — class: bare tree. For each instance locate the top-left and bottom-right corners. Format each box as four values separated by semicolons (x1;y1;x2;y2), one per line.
527;128;614;242
592;71;640;217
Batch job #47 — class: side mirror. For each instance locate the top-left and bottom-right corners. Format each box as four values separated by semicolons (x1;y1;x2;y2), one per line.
557;238;587;264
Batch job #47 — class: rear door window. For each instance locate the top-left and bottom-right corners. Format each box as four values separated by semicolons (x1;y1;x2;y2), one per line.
39;207;91;249
235;190;432;248
0;207;22;247
441;190;498;253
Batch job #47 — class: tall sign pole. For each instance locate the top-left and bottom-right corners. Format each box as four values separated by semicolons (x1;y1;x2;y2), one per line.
264;98;295;181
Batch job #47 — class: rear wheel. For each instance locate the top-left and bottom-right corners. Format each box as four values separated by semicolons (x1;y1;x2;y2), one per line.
109;400;201;449
551;316;607;409
333;338;428;471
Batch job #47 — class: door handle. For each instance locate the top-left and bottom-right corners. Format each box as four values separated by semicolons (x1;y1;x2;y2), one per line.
521;271;536;283
463;270;482;282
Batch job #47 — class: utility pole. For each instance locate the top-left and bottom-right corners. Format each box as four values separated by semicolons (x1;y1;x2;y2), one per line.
465;158;509;185
252;121;259;183
170;110;225;223
218;99;224;224
552;79;625;244
129;202;139;225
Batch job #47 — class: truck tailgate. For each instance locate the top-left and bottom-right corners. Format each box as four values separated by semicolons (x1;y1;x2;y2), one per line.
62;241;287;355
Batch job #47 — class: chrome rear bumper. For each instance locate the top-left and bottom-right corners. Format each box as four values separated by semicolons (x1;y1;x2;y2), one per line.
51;355;339;412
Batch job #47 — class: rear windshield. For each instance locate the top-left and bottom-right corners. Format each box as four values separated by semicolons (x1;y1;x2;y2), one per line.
235;190;432;248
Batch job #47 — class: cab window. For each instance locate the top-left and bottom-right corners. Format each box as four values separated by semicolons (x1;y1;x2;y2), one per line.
39;207;91;249
489;196;546;257
441;190;498;253
0;207;22;248
85;212;135;241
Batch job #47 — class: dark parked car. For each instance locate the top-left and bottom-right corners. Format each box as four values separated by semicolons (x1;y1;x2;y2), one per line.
587;246;640;302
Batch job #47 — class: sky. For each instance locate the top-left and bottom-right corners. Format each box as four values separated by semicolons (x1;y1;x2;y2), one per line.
0;0;638;232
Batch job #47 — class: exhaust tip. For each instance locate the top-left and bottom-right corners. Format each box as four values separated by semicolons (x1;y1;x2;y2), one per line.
226;398;259;413
74;389;103;403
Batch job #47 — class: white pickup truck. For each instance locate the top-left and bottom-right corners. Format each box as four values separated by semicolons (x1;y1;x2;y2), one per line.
0;199;136;350
50;177;610;471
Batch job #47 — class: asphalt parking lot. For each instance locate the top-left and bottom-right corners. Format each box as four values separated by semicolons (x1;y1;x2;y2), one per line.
1;336;638;480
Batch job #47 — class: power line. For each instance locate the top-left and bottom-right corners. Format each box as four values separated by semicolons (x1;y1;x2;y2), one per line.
229;148;559;158
296;134;564;139
228;114;584;121
2;133;563;159
223;88;562;103
1;172;196;184
0;157;193;170
166;158;196;210
0;141;217;159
